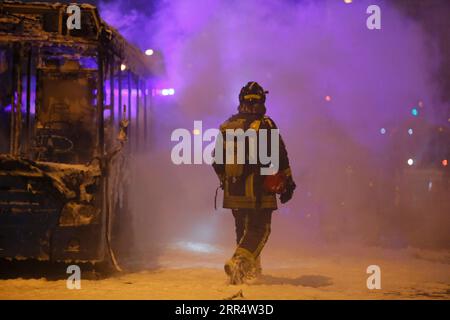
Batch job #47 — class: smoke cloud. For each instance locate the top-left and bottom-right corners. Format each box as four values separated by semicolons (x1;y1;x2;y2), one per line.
99;0;448;258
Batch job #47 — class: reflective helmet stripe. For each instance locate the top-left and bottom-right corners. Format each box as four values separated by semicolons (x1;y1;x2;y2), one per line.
243;94;262;100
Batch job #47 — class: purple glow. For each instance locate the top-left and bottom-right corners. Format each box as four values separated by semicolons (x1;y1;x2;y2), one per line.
79;57;98;69
99;0;441;134
97;0;449;249
105;88;145;120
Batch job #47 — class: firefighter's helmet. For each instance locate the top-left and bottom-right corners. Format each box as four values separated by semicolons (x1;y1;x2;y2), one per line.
239;81;268;104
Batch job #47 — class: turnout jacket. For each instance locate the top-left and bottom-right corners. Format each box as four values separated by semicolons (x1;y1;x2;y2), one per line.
212;112;292;210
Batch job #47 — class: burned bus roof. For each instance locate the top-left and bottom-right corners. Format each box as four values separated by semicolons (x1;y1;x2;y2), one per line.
0;1;163;78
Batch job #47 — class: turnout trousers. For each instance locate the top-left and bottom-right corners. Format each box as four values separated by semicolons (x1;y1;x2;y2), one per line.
232;208;273;260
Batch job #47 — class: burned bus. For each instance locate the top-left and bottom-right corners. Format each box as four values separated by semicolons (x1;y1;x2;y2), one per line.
0;1;163;269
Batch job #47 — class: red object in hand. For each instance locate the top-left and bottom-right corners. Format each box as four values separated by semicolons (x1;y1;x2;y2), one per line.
263;172;287;194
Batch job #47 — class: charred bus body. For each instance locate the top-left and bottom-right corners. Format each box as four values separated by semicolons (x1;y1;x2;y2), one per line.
0;2;162;265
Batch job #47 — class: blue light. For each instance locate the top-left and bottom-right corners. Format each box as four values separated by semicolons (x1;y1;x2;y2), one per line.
79;57;97;69
160;88;175;96
411;108;419;116
408;128;413;135
380;128;386;135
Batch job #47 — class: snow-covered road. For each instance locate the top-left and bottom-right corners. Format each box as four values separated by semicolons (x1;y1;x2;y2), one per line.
1;243;449;299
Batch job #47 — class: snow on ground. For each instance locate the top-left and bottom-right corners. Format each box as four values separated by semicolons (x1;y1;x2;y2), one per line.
0;243;449;300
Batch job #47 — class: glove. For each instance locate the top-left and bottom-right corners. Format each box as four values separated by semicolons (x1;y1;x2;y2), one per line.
280;178;296;204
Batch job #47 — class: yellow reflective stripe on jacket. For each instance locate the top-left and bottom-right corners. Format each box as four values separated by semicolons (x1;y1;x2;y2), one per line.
283;167;292;177
263;116;275;128
245;173;254;198
249;120;261;131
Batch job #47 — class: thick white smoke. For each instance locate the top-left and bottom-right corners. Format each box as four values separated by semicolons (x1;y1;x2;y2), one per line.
99;0;448;258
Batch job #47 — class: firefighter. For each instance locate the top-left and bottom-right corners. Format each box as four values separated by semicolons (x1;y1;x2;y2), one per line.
212;81;296;284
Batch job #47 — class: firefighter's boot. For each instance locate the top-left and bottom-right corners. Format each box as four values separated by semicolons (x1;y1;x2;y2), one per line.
244;255;262;283
224;248;254;285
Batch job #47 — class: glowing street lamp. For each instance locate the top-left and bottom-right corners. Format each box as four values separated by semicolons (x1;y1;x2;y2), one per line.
145;49;154;56
120;64;127;71
407;158;414;166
